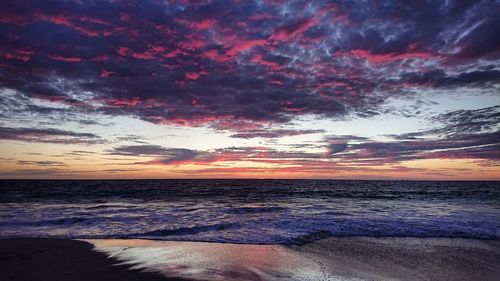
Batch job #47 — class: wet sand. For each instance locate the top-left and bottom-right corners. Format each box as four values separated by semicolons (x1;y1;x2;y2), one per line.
1;237;500;281
291;237;500;281
0;239;190;281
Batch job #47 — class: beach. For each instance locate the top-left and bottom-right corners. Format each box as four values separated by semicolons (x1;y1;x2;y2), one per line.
2;180;499;280
1;237;499;281
0;239;189;281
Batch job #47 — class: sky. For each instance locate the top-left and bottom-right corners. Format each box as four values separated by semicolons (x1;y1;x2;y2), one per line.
0;0;499;180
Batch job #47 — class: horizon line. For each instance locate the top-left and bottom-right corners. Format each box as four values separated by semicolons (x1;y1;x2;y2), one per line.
1;178;499;182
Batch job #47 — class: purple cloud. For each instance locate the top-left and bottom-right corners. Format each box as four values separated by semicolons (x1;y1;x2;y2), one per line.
0;0;497;130
0;126;102;144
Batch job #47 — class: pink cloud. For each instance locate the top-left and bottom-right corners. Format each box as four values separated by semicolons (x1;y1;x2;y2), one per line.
249;12;273;21
147;114;234;127
131;51;154;60
35;14;104;37
120;12;130;21
47;55;82;62
226;39;267;56
117;47;128;56
269;18;317;41
1;49;33;62
164;49;184;58
251;54;283;70
178;34;206;50
337;49;437;64
203;49;229;62
102;97;142;107
176;18;217;30
0;12;29;25
185;70;209;80
100;69;114;77
91;54;110;61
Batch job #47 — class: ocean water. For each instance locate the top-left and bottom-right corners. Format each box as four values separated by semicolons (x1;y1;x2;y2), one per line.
0;180;499;244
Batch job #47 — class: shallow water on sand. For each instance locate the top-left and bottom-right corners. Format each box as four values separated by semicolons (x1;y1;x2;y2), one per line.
89;239;353;281
88;238;500;281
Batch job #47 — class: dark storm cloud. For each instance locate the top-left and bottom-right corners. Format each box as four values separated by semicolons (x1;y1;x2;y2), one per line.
0;126;102;144
0;0;498;130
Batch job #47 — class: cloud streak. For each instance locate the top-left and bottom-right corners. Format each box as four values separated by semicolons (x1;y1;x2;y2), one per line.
104;107;500;172
0;126;102;144
230;129;325;139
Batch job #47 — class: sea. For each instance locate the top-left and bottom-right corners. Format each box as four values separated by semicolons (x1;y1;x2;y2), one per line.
1;180;499;243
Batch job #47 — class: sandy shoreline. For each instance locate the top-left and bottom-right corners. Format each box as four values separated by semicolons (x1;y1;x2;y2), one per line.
290;237;500;281
0;238;191;281
1;237;500;281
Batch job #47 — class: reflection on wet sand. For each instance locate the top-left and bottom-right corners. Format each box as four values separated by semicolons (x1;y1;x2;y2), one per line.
88;238;500;281
88;239;330;281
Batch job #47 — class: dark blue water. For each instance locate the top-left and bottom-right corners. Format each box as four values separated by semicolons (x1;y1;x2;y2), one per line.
0;180;499;243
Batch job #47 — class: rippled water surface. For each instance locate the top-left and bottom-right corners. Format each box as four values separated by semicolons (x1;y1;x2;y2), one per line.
1;180;499;243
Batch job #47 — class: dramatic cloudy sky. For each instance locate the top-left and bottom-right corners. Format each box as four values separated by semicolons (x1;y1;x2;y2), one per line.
1;0;499;179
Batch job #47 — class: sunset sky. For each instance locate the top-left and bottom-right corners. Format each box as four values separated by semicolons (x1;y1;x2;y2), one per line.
0;0;499;180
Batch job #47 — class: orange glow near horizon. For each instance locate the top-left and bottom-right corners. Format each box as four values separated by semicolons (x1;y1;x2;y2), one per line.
1;146;498;180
